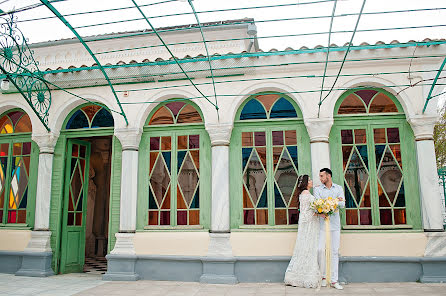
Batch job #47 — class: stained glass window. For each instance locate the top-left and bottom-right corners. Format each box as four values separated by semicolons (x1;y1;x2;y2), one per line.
239;94;298;120
148;102;202;125
0;110;34;225
337;89;399;115
145;101;205;227
65;105;114;129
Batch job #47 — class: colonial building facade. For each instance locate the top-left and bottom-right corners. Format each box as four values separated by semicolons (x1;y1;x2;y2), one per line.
0;20;445;283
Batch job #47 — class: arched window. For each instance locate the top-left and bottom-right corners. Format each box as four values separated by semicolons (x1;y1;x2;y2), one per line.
138;101;210;229
332;88;421;229
65;105;114;129
230;93;311;228
0;110;37;226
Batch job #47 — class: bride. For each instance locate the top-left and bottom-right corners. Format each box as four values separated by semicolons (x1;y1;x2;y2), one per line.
284;174;321;288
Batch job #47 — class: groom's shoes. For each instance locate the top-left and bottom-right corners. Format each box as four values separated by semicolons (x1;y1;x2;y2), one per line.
331;282;344;290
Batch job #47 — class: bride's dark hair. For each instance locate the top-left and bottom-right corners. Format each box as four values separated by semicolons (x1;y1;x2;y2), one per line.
295;175;309;197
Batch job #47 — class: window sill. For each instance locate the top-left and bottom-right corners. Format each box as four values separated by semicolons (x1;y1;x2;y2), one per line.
234;225;298;231
142;225;205;231
0;224;31;230
342;225;413;230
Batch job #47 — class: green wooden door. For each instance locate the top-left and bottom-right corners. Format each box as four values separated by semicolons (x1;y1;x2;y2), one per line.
60;139;91;273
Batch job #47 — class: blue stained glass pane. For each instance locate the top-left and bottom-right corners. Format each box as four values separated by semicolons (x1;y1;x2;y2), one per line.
375;145;385;168
76;194;83;211
162;152;171;172
177;151;186;171
395;182;405;207
257;187;268;208
287;146;298;170
19;188;27;208
274;183;285;208
148;189;158;209
91;108;114;128
345;183;356;208
356;145;369;167
270;97;297;118
240;99;267;120
242;148;252;170
190;186;199;209
66;110;89;129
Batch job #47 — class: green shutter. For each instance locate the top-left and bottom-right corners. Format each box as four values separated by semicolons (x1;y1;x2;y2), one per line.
26;141;40;229
108;136;122;251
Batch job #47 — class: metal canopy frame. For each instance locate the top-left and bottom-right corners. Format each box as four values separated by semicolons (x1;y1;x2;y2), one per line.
0;0;444;132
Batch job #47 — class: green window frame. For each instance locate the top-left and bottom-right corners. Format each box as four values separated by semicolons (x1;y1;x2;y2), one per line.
0;109;38;229
330;88;422;230
230;93;311;229
137;100;211;230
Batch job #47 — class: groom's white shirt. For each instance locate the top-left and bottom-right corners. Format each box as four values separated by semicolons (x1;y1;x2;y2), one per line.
313;183;345;231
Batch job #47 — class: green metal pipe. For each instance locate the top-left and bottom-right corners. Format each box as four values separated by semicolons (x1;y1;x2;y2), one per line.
423;56;446;113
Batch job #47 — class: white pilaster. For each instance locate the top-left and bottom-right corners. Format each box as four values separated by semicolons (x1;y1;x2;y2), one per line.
207;124;232;232
305;118;333;186
409;115;444;231
112;128;142;253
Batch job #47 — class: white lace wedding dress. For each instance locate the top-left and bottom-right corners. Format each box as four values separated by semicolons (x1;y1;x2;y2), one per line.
284;191;321;288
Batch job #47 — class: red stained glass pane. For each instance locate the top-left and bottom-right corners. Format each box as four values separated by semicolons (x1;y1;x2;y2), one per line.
190;150;199;170
359;209;372;225
378;182;391;207
254;132;266;146
177;104;202;123
177;186;187;209
7;211;17;223
288;209;299;224
75;212;82;226
72;145;79;157
81;105;101;122
346;209;359;225
189;210;200;225
0;116;13;134
165;102;185;117
273;147;282;169
244;210;255;225
272;131;284;146
0;143;8;156
338;94;366;114
242;132;253;147
342;146;352;170
284;130;297;145
360;183;371;207
149;152;158;174
68;213;74;225
22;142;31;155
177;211;187;225
394;209;407;224
380;209;393;225
256;94;278;113
369;93;398;113
256;209;268;225
355;89;378;106
389;145;402;168
177;135;187;150
13;143;22;156
275;209;287;225
79;145;86;158
243;186;254;208
68;192;74;211
354;129;367;144
374;129;386;144
8;111;22;126
161;189;171;210
160;211;170;225
341;130;353;144
387;128;400;143
256;147;267;169
189;135;199;149
161;137;171;150
149;106;174;125
14;114;32;133
148;211;158;225
150;137;160;150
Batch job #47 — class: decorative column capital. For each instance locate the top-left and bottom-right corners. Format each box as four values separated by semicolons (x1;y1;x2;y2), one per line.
304;118;334;143
114;128;142;151
32;132;60;154
206;123;233;147
407;115;438;141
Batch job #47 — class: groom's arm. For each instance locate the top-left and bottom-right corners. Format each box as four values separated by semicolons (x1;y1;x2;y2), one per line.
313;186;320;199
337;185;345;208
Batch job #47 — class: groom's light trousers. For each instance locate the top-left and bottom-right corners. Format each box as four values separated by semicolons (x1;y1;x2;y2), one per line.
318;229;340;283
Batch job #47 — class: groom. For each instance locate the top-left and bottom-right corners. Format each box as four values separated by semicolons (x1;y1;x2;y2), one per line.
313;168;345;290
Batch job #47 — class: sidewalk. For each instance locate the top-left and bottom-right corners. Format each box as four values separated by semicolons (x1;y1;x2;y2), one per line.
0;273;445;296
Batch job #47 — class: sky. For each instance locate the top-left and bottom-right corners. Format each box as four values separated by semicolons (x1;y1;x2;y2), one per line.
1;0;446;108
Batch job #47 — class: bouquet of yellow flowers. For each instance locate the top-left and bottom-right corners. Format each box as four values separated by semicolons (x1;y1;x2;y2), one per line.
310;196;339;216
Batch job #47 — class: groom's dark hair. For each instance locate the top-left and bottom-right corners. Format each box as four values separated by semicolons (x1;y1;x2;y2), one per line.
320;168;332;176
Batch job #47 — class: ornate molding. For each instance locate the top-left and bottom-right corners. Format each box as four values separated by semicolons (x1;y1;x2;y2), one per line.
32;131;59;154
304;118;334;143
407;115;439;141
114;127;142;151
206;123;233;146
111;232;136;255
24;231;52;253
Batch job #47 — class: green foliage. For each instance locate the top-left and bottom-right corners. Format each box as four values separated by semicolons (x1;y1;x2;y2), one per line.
434;106;446;168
